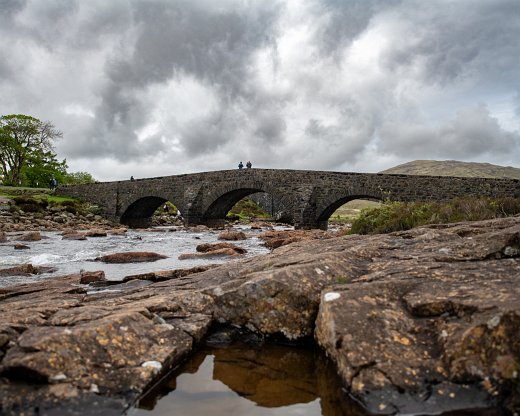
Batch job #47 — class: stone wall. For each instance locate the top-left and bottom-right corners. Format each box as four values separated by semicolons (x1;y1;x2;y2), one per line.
56;169;520;229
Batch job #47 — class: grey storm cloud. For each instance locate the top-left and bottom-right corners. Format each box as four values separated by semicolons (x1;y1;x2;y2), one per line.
379;104;520;159
0;0;519;180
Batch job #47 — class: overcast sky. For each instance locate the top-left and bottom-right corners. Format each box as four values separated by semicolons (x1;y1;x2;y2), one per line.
1;0;519;181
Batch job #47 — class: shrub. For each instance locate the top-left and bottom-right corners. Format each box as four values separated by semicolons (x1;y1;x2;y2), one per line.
350;196;520;235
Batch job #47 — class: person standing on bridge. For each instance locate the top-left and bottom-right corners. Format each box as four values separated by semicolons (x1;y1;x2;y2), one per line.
246;161;252;169
238;161;244;169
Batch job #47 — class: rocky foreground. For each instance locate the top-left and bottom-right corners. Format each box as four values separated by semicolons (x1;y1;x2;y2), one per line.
0;216;519;415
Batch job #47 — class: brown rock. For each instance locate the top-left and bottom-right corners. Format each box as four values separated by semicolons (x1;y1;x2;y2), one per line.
95;252;168;263
218;230;247;240
85;229;107;237
60;228;77;236
0;264;39;276
179;248;243;259
79;271;106;284
110;228;128;235
258;229;329;249
0;231;6;242
14;244;30;250
122;265;217;282
196;242;247;254
17;231;42;241
1;311;194;399
62;232;87;240
0;264;58;277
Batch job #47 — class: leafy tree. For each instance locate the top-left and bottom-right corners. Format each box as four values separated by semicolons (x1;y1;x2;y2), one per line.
0;114;62;185
21;149;68;188
63;171;96;185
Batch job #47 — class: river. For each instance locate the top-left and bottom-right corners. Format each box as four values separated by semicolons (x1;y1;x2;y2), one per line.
0;225;273;287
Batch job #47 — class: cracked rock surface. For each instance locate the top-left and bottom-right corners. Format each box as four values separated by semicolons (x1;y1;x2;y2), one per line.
0;216;519;414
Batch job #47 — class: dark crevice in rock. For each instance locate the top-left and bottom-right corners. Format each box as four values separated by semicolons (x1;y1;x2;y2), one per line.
1;366;49;384
0;288;47;302
349;361;378;385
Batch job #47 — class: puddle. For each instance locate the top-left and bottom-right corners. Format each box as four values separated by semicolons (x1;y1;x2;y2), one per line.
128;343;365;416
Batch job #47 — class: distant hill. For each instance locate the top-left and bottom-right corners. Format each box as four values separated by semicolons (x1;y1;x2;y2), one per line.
381;160;520;180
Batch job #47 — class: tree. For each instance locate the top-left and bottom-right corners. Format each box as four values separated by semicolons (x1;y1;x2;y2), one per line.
63;171;96;185
21;149;68;188
0;114;62;185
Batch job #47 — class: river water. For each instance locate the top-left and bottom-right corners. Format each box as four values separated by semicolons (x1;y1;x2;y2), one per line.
0;225;273;287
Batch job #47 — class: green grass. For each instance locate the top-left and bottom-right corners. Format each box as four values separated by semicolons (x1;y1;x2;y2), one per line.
350;196;520;235
47;195;79;204
0;185;78;204
227;197;270;221
329;200;381;224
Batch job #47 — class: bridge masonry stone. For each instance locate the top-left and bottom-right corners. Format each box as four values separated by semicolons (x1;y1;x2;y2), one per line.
56;169;520;230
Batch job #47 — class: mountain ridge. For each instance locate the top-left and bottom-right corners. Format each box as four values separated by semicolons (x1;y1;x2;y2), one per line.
380;160;520;179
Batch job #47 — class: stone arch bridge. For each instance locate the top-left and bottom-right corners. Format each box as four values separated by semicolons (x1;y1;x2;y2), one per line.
56;169;520;229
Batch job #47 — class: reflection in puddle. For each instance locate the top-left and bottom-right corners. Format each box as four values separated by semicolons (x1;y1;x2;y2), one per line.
129;344;365;416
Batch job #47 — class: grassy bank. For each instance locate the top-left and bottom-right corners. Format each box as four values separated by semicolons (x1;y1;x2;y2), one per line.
350;196;520;235
0;185;87;214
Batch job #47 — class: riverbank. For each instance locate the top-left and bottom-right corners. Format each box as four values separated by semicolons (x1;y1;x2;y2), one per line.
0;215;518;414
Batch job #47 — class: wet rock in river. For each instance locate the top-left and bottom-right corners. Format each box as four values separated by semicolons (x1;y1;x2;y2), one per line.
196;242;247;254
179;247;243;259
0;263;57;277
62;232;87;240
218;230;247;240
16;231;42;241
79;271;106;285
95;252;168;263
84;229;108;237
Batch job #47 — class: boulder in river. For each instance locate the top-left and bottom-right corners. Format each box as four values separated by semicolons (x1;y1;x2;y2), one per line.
196;242;247;254
178;247;244;259
218;230;247;240
62;232;87;240
0;263;56;277
16;231;42;241
84;229;108;237
79;271;106;285
95;252;168;263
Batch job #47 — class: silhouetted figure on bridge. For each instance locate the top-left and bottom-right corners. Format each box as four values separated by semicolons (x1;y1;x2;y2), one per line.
238;161;244;169
246;161;252;169
130;176;135;181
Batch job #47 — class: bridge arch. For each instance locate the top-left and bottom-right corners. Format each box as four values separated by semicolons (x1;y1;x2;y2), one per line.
199;179;292;227
202;188;265;227
316;190;384;229
120;196;169;228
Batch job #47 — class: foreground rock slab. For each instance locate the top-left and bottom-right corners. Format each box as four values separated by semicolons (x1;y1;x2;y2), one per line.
0;216;519;415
